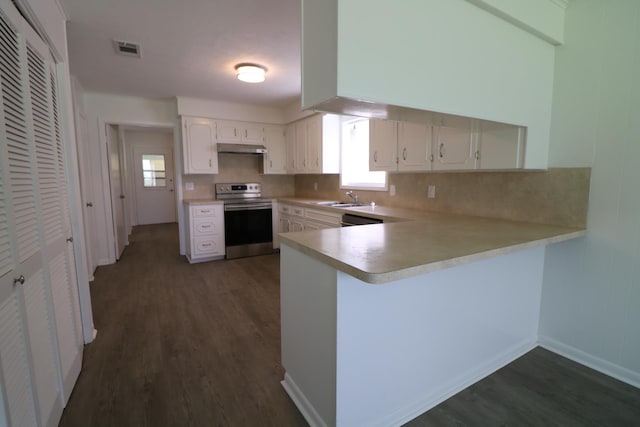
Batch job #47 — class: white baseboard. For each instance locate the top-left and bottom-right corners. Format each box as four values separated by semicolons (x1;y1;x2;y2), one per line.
281;373;328;427
539;336;640;389
377;339;538;427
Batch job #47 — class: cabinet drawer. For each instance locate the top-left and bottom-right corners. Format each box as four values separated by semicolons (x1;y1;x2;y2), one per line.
193;236;223;256
279;204;291;214
193;218;221;235
192;205;220;218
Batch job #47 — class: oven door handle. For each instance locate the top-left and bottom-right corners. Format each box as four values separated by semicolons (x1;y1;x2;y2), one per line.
224;204;273;211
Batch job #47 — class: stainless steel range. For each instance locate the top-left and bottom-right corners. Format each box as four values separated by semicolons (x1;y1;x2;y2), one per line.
215;183;273;259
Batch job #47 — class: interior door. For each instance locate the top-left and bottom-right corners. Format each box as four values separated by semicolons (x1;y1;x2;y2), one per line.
133;144;176;225
106;125;127;258
74;110;97;276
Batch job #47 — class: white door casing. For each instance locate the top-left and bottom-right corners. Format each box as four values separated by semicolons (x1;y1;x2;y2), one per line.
106;125;127;259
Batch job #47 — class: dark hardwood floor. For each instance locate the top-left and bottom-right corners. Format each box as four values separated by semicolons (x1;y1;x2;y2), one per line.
59;224;306;426
60;223;640;426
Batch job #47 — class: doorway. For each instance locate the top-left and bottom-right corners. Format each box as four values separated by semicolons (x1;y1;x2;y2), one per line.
128;129;176;225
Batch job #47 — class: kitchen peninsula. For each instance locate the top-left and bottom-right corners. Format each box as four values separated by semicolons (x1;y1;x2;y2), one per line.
278;204;585;426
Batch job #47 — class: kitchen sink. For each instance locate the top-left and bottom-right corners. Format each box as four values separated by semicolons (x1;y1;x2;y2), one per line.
328;202;366;207
313;201;366;208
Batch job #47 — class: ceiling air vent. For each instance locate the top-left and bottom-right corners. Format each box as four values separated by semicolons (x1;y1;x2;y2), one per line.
113;40;141;58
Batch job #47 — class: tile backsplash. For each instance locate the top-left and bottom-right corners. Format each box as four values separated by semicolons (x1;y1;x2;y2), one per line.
181;154;294;199
294;168;590;228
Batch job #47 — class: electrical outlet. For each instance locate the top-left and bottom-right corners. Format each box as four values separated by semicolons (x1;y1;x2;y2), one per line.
427;184;436;199
389;184;396;196
185;182;195;191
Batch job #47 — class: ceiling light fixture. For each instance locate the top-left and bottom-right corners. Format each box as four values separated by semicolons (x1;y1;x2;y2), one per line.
235;63;267;83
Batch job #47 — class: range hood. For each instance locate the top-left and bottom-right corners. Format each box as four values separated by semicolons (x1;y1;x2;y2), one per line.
217;143;267;154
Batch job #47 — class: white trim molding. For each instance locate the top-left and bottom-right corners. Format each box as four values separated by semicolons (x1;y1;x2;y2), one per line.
539;336;640;389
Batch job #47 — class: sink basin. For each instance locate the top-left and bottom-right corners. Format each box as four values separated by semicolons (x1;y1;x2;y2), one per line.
328;202;366;208
314;201;340;206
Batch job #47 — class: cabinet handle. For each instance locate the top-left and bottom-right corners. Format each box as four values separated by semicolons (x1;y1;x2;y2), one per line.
374;151;378;162
402;147;407;161
66;236;74;242
209;159;212;167
475;150;480;160
439;143;445;158
86;202;93;207
270;160;273;168
13;275;25;286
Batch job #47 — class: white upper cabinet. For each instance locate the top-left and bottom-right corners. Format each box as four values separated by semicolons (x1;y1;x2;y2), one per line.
263;125;287;174
288;114;340;174
432;116;476;171
369;119;398;171
398;122;432;172
217;120;264;145
182;117;218;174
370;119;431;172
476;122;526;170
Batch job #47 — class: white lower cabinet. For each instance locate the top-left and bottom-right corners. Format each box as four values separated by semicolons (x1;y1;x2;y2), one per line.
185;204;225;263
278;204;342;233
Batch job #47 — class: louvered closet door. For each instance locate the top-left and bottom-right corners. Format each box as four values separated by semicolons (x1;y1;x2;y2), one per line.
0;4;42;427
0;0;81;425
47;62;83;402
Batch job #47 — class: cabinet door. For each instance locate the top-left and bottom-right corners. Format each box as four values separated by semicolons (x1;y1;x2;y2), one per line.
369;119;397;171
183;117;218;174
263;125;287;174
432;124;475;171
216;121;241;143
285;123;296;173
290;219;305;232
306;115;322;173
279;216;290;233
242;124;264;144
477;123;525;170
398;122;431;171
295;121;308;173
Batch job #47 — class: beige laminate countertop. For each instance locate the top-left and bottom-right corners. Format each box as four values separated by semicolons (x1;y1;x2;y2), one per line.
277;198;586;284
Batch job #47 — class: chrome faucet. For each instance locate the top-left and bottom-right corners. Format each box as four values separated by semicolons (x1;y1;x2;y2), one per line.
346;191;359;204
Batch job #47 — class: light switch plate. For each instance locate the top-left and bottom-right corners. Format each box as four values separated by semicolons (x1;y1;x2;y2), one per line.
185;182;195;191
389;184;396;196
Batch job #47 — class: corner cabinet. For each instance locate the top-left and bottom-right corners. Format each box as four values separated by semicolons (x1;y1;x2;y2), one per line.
182;117;218;174
286;114;340;174
185;203;225;263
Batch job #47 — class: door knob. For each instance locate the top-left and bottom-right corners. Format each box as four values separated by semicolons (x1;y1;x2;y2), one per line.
119;195;125;199
13;275;25;286
86;202;93;207
66;237;74;242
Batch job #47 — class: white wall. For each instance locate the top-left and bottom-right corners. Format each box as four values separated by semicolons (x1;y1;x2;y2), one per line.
540;0;640;387
83;93;179;263
177;96;284;124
